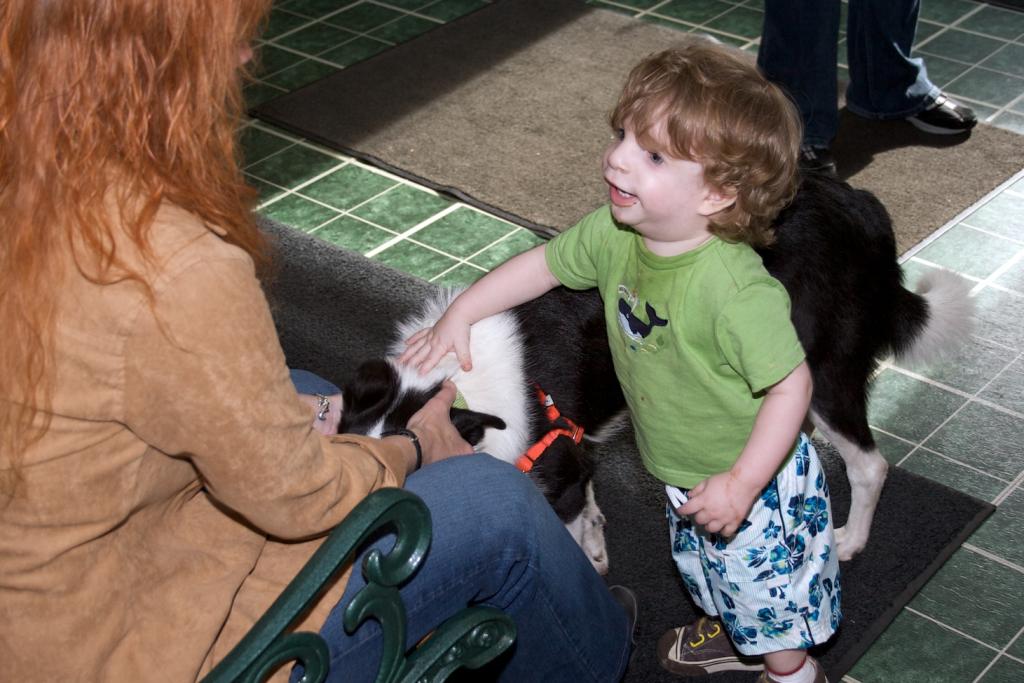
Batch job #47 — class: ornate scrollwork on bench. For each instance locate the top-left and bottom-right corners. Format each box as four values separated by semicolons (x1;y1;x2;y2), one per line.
202;488;516;683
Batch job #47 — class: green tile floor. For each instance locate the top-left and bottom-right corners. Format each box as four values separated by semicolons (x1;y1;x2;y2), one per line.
244;1;1024;681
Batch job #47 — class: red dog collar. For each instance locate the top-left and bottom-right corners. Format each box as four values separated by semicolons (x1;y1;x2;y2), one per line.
516;386;584;473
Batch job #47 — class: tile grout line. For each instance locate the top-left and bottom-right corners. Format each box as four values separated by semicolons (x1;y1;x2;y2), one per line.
970;623;1024;683
956;219;1024;247
267;0;455;61
306;212;400;243
961;541;1024;575
904;606;1010;656
257;0;470;81
256;38;390;75
244;118;344;151
628;0;763;46
885;345;1023;493
372;1;453;26
900;168;1024;262
246;129;351;164
881;360;1024;421
918;7;1024;44
425;228;537;284
403;226;525;272
281;173;411;229
893;386;1001;504
914;2;988;53
978;87;1024;126
428;261;487;285
909;256;1024;303
364;203;463;258
363;200;536;280
989;459;1024;506
966;243;1024;296
255;159;350;211
892;440;1015;490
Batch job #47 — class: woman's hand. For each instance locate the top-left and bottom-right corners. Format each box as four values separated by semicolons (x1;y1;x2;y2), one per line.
399;312;472;375
297;393;343;435
677;470;761;538
406;381;473;468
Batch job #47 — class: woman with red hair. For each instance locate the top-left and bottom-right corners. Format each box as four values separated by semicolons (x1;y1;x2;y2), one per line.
0;1;632;680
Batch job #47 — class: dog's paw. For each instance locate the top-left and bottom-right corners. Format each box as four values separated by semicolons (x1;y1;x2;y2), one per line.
582;509;609;575
834;525;865;561
583;533;609;575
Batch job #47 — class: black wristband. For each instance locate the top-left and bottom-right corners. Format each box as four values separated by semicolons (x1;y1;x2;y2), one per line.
381;428;422;472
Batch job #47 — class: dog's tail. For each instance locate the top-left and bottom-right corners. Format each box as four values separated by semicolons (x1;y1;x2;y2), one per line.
892;268;973;367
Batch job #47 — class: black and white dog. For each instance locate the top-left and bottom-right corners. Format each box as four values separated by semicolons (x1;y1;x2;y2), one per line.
338;284;623;573
336;172;971;569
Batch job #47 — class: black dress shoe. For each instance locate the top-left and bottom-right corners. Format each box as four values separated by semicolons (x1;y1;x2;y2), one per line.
907;93;977;135
798;144;837;176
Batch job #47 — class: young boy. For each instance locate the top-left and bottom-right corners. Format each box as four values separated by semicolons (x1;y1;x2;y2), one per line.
401;40;841;683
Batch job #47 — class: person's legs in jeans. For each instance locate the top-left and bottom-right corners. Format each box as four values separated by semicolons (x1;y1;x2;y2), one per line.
315;454;632;682
758;0;842;147
844;0;938;119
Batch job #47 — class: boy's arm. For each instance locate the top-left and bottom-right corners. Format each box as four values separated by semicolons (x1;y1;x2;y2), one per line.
401;244;559;373
678;360;813;537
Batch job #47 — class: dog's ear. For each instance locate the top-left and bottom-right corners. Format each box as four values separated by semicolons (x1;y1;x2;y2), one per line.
450;408;506;446
338;360;398;434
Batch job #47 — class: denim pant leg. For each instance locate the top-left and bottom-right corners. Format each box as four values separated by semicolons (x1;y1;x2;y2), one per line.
758;0;842;146
289;368;341;396
313;454;631;683
845;0;939;119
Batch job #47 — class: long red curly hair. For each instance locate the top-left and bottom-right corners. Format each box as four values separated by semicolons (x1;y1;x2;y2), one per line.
0;0;272;496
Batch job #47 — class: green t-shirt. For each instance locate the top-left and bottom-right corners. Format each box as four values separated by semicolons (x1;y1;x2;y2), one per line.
546;206;805;487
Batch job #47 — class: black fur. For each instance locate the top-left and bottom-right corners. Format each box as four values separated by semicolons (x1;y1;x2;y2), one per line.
758;172;928;451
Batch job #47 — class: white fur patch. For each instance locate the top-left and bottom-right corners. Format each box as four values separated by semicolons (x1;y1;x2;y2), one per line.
810;410;888;561
899;268;974;367
585;408;631;444
387;289;533;464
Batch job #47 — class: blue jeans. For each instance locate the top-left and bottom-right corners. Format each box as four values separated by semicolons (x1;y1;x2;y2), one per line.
758;0;940;145
289;368;340;396
311;454;631;682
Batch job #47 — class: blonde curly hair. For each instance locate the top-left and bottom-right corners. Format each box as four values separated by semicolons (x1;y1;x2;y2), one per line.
610;39;802;247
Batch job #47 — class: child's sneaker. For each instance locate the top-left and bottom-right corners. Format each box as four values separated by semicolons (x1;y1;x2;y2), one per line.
657;617;763;675
757;656;829;683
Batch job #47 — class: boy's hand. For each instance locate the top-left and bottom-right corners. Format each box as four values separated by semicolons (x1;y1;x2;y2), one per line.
398;313;472;375
678;471;761;538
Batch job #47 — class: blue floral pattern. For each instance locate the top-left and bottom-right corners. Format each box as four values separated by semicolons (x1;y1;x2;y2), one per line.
667;434;842;655
802;496;831;537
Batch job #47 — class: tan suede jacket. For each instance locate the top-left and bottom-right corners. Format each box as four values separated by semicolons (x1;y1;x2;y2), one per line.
0;203;409;681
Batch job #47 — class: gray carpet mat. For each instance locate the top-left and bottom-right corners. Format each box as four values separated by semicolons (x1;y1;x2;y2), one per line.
258;217;995;682
252;0;1024;255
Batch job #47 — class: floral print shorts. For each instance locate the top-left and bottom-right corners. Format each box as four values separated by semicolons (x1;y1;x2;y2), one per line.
666;433;842;655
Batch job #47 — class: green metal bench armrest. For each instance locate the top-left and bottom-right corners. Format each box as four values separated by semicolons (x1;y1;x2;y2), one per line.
201;488;516;683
